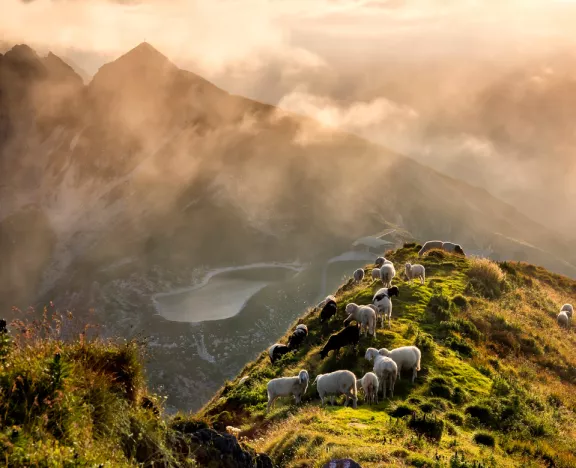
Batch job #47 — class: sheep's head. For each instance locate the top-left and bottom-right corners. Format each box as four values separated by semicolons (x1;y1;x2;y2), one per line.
296;324;308;332
388;286;400;297
455;244;465;255
345;303;358;314
375;257;385;267
365;347;379;361
378;348;391;357
299;370;309;384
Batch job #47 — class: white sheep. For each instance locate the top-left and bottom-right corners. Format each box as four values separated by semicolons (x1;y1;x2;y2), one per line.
557;311;570;329
378;346;421;383
365;348;398;399
371;269;381;280
561;304;573;319
344;303;376;336
418;240;443;256
312;370;358;408
405;263;425;285
353;268;365;282
356;372;379;405
380;263;396;288
266;370;309;412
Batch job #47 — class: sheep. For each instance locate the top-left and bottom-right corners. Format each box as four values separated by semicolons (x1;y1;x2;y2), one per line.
312;370;358;408
557;311;570;329
266;370;309;411
561;304;573;319
320;299;338;323
319;325;360;359
442;241;465;255
372;287;399;328
343;303;376;336
380;263;396;288
375;257;385;268
288;324;308;350
405;263;425;285
365;348;398;399
418;240;443;257
356;372;379;405
378;346;421;383
371;268;381;280
268;343;291;364
353;268;365;282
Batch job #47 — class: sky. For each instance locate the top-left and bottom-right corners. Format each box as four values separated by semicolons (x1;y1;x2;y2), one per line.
2;0;576;232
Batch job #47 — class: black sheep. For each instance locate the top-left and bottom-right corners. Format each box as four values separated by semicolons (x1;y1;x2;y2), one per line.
373;286;399;303
268;344;291;364
319;325;360;359
320;300;338;323
287;325;308;350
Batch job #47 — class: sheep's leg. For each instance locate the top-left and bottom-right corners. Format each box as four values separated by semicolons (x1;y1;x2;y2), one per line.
390;376;395;397
412;366;417;383
267;396;277;412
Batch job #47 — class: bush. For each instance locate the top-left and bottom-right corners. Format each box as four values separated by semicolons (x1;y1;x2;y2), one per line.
466;257;506;299
408;413;445;442
446;412;464;426
415;332;435;352
428;294;453;321
452;387;469;405
439;319;481;342
445;336;475;357
473;432;496;447
419;402;435;413
452;295;468;308
428;377;453;399
389;404;417;418
465;405;493;426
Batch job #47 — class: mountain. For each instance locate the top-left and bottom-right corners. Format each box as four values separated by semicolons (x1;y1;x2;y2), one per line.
200;246;576;467
1;42;576;411
2;248;575;466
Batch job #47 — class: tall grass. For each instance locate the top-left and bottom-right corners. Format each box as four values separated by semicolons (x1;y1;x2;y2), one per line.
466;257;506;299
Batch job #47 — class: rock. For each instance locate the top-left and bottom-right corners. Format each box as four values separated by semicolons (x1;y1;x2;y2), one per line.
322;459;362;468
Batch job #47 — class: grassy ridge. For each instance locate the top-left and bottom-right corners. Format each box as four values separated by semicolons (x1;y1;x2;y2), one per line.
199;245;576;467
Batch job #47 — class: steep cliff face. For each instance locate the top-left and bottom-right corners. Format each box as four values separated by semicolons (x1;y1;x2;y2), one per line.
200;246;576;467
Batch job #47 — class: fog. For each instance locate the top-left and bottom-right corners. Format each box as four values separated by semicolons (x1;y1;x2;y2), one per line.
2;0;576;235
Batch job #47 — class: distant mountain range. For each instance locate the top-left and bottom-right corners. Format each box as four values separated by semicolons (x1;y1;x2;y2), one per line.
1;42;575;313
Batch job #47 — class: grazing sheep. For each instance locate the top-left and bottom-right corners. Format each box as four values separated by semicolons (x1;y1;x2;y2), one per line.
442;241;465;256
319;325;360;359
558;311;570;329
372;287;399;328
380;263;396;288
561;304;574;319
313;370;358;408
405;263;426;285
378;346;421;383
371;269;381;280
268;343;291;364
357;372;379;405
266;370;309;411
353;268;365;282
320;300;338;323
288;324;308;350
365;348;398;399
418;240;465;256
418;240;444;257
343;303;376;336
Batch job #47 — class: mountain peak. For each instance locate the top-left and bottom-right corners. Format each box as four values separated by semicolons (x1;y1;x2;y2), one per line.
113;41;173;69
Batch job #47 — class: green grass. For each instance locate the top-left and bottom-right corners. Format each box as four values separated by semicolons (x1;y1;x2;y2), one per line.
197;245;576;467
4;245;576;467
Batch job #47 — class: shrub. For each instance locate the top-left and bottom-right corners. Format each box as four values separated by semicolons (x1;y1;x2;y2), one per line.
408;413;444;442
428;294;453;321
389;404;417;418
466;257;506;299
473;432;496;447
465;405;493;426
452;387;469;405
439;319;481;342
452;295;468;308
428;377;453;400
445;336;475;357
415;332;435;352
446;412;464;426
419;402;435;413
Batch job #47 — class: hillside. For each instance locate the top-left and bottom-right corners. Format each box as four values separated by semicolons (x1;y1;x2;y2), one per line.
3;42;576;413
199;246;576;467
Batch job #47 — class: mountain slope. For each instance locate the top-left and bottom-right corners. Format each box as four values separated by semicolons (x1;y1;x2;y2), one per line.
200;246;576;467
2;42;576;412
